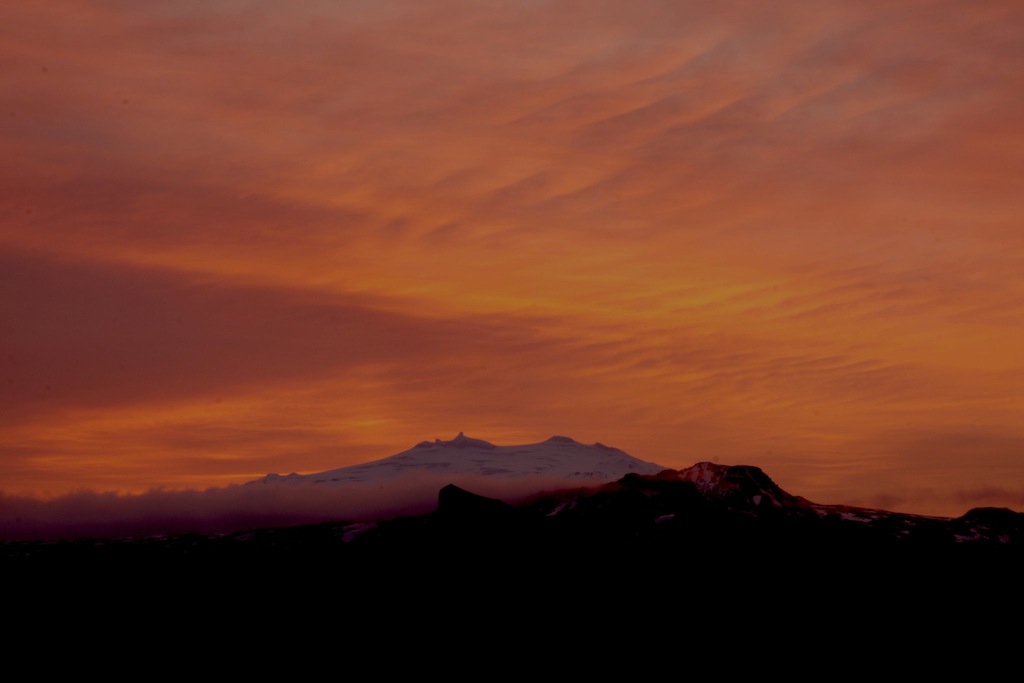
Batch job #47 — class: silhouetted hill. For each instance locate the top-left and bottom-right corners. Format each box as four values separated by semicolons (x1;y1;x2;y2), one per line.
6;464;1022;591
7;464;1024;658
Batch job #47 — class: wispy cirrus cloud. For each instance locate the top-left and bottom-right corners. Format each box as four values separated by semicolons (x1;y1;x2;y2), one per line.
2;1;1023;519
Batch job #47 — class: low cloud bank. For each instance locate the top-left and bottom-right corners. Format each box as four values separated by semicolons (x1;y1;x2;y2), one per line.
0;474;595;542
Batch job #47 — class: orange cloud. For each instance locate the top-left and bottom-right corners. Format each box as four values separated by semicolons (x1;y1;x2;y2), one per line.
2;1;1023;520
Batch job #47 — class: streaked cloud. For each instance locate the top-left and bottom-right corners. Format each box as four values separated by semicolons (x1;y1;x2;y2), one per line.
2;0;1023;522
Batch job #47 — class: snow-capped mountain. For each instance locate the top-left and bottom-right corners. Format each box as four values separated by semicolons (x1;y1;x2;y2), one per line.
249;432;667;487
672;461;810;511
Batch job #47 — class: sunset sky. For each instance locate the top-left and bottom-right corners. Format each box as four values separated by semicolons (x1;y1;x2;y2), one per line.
3;0;1023;519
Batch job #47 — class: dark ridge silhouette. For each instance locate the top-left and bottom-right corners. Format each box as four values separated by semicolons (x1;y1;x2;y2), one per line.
6;465;1021;575
5;465;1023;640
436;483;518;520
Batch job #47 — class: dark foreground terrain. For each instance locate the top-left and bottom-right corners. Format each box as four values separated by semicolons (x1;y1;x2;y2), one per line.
4;464;1019;655
6;465;1023;613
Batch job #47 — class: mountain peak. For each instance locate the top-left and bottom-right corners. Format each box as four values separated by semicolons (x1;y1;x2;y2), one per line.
436;432;496;449
674;461;803;511
252;433;667;489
